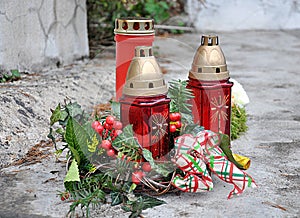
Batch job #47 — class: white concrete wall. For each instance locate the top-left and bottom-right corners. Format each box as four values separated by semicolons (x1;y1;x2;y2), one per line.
0;0;89;71
187;0;300;31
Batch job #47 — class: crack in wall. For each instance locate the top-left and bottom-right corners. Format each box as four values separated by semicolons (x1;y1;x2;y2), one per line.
0;11;12;23
69;0;81;37
0;0;88;71
37;0;47;38
0;10;28;23
38;0;84;58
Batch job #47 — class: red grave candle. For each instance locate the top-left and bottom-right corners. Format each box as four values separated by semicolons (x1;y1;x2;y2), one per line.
187;35;233;137
120;46;171;159
114;18;155;101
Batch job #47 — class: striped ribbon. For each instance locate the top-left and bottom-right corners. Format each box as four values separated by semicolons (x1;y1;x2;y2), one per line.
171;131;257;199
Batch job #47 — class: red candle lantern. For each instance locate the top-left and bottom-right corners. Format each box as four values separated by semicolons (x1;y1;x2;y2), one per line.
187;35;233;137
120;46;171;159
114;18;155;101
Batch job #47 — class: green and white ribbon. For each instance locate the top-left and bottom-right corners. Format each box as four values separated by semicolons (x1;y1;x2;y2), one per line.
171;131;257;199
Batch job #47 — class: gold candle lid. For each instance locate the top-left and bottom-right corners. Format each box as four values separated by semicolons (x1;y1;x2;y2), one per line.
189;35;229;81
114;18;155;35
123;46;168;97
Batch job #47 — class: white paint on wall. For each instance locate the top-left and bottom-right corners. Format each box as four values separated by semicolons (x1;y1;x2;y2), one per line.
0;0;89;71
187;0;300;31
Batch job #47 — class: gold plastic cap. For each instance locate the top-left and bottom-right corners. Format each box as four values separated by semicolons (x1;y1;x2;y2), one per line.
123;46;168;97
114;18;155;35
189;35;229;81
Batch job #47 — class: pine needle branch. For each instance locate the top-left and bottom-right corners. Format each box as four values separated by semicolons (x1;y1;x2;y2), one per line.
168;79;194;123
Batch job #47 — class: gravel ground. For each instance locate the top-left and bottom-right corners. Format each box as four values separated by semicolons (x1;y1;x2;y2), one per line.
0;30;299;217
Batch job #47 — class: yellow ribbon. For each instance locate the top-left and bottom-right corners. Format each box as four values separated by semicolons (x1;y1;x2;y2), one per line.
232;153;251;170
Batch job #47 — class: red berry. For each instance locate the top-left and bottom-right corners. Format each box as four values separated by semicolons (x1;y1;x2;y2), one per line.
170;124;177;133
132;171;144;184
131;175;140;185
101;140;112;150
114;130;122;137
60;192;69;201
95;124;104;135
64;192;70;199
91;121;100;129
142;162;152;172
174;112;181;121
107;149;116;157
175;121;182;129
106;116;115;125
112;121;123;130
103;122;113;130
110;129;115;137
169;113;178;122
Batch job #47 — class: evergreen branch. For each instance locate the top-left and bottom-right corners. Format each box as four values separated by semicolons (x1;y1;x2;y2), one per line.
168;79;194;123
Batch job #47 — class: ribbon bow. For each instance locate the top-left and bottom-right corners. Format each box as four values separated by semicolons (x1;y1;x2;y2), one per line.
171;131;257;199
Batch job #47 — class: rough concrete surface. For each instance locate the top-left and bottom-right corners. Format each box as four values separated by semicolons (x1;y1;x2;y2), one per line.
0;0;89;71
0;30;300;217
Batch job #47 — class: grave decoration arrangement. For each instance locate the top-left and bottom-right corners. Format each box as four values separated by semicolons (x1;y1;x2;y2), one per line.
48;18;256;218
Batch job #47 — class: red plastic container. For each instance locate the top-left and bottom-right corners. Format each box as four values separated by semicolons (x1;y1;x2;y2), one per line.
188;78;233;136
120;95;170;159
187;35;233;137
119;46;170;159
114;18;155;101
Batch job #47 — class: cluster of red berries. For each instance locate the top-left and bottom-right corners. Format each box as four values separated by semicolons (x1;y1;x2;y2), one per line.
169;112;182;133
131;162;152;185
92;115;123;158
60;192;70;201
121;155;152;185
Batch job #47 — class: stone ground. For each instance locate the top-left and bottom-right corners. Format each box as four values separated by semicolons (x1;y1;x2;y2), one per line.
0;30;299;217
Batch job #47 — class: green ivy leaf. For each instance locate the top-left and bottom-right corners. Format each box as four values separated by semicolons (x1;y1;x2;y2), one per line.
112;125;141;161
65;117;90;166
68;146;81;167
219;133;243;169
112;125;140;149
50;104;67;125
64;159;80;183
142;149;173;177
66;102;83;118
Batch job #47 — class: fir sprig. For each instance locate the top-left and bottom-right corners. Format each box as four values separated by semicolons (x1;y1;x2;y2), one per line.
168;79;194;116
66;173;111;217
168;79;203;136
